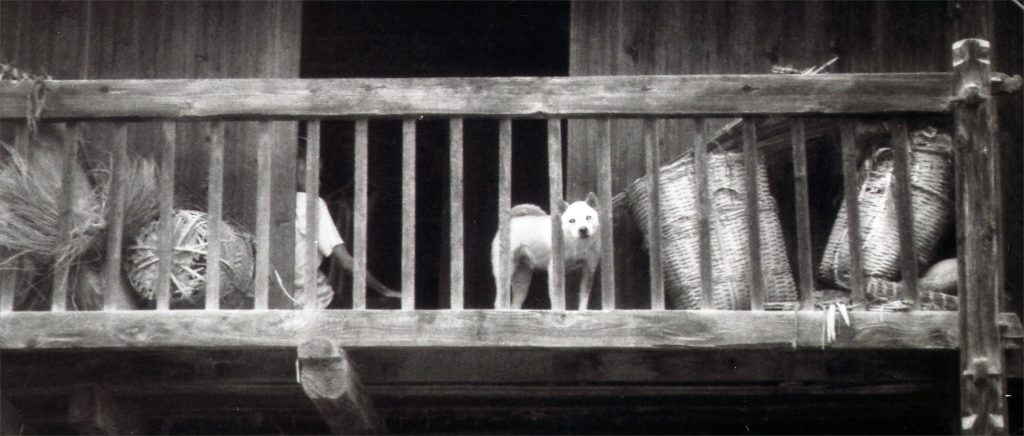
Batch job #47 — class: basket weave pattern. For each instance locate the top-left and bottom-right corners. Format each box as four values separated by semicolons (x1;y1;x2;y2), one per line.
818;128;957;310
125;209;254;308
627;152;798;310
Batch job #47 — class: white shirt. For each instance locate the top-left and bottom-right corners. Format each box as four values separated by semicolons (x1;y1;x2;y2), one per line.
294;192;344;287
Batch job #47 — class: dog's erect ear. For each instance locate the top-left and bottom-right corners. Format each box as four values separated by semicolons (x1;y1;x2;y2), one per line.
559;199;569;212
586;192;599;208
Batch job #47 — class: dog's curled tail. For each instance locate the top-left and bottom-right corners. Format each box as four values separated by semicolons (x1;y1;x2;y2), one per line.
509;204;547;217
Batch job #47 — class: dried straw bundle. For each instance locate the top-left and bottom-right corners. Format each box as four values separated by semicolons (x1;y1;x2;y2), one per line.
125;209;254;308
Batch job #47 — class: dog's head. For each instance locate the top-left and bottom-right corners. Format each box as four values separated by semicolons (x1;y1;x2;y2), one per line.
560;192;600;240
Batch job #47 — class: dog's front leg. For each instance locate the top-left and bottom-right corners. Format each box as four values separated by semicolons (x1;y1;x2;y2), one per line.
577;265;596;310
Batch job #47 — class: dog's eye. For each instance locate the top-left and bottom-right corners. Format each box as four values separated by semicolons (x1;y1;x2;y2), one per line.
568;218;576;224
586;216;592;221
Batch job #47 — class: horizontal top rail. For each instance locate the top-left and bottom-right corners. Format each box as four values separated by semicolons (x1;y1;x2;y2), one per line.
0;73;968;120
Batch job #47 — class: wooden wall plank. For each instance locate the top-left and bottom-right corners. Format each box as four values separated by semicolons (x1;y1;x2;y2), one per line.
839;120;866;306
203;122;224;311
694;119;713;309
304;121;321;310
742;119;765;311
889;119;919;308
254;121;272;310
791;120;814;310
496;119;512;309
353;120;368;310
448;118;465;310
643;119;665;310
401;119;416;310
547;119;566;311
597;120;615;311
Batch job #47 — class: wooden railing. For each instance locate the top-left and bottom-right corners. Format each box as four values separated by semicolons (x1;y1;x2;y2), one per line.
0;42;1018;348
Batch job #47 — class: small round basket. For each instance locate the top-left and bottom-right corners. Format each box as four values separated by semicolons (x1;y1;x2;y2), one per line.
124;209;254;307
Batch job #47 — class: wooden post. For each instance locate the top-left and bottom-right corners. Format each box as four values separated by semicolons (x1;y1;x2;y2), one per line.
298;338;381;435
353;120;369;310
890;119;920;308
401;119;416;310
68;386;145;435
448;118;465;310
694;119;713;309
102;124;132;311
791;120;815;310
254;121;273;310
547;119;566;311
597;119;615;311
742;119;765;310
953;38;1007;435
305;121;322;310
496;119;512;309
52;123;81;312
839;120;866;306
643;119;665;310
203;122;224;310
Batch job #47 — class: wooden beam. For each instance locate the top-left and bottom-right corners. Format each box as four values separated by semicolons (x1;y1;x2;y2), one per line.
953;38;1007;435
298;338;381;434
0;74;960;120
68;386;144;435
0;309;1020;351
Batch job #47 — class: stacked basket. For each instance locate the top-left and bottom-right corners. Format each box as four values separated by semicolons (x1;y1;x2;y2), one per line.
626;152;797;310
818;127;957;310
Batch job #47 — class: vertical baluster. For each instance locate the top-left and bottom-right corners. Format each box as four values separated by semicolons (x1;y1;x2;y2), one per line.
52;123;80;312
597;120;615;310
203;122;224;310
305;121;322;310
496;118;513;309
449;118;465;310
401;119;416;310
2;124;31;312
839;119;866;306
547;119;566;311
791;119;815;310
353;120;368;310
254;121;272;310
694;118;714;309
644;119;665;310
742;118;765;311
890;119;919;308
103;124;128;311
157;123;180;310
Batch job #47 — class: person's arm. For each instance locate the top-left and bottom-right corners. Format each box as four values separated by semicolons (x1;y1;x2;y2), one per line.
330;244;401;299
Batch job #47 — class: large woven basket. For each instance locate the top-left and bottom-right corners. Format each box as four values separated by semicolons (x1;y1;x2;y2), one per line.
626;152;797;310
819;127;954;287
125;209;254;308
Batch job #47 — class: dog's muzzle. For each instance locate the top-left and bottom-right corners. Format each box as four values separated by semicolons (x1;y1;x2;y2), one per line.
578;227;591;238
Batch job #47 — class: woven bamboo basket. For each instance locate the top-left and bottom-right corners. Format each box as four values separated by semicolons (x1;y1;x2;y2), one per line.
124;209;254;308
819;127;954;288
626;152;797;310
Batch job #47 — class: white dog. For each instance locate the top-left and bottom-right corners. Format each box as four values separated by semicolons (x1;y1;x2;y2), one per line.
491;192;601;310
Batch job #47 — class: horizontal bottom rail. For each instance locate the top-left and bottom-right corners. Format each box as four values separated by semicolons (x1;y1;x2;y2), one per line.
1;310;1020;351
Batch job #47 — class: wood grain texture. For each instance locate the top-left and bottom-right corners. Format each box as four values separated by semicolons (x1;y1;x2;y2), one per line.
953;38;1007;435
401;119;416;310
448;118;464;310
694;119;713;309
643;119;665;310
51;123;80;313
353;120;368;310
203;122;224;311
742;119;765;311
840;120;866;306
791;120;814;310
254;121;272;310
597;119;615;310
304;121;321;310
157;122;178;310
0;74;956;121
298;339;381;434
547;119;566;311
496;118;512;309
103;124;128;311
1;310;1019;351
889;119;919;307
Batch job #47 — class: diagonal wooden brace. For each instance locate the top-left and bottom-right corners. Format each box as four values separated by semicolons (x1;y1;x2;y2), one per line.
297;338;382;435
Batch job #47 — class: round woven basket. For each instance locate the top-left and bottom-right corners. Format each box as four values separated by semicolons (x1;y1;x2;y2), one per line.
819;127;954;288
626;152;797;310
124;209;254;307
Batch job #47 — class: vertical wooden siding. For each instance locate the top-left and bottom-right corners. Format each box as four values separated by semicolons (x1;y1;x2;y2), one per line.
0;0;302;309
